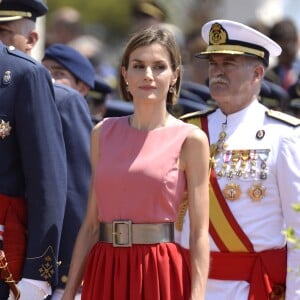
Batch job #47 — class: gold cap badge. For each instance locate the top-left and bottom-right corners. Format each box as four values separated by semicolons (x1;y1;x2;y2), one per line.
209;23;227;45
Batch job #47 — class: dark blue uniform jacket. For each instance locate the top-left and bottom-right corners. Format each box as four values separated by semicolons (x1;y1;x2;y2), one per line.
0;42;67;286
53;83;92;289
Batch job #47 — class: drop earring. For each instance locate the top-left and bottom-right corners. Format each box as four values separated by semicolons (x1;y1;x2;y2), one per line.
169;86;175;94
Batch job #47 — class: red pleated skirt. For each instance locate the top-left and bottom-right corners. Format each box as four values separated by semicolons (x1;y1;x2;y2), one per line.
81;242;191;300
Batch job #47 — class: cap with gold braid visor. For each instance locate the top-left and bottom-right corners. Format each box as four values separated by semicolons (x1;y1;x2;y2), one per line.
196;20;282;67
0;0;48;22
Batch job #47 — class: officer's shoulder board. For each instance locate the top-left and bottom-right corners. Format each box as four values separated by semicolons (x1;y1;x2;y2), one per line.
266;109;300;127
6;45;38;65
180;107;217;121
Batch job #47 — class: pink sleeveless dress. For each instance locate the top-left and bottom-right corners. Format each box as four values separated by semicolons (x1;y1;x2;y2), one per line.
82;116;196;300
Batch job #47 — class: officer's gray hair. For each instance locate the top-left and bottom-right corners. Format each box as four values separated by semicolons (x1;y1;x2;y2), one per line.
16;18;36;36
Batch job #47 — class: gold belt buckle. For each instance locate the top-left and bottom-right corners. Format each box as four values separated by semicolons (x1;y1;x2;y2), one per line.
112;220;132;247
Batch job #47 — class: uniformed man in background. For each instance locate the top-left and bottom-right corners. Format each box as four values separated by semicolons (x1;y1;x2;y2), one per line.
0;0;67;299
86;74;113;125
179;19;300;299
0;1;93;299
42;43;95;97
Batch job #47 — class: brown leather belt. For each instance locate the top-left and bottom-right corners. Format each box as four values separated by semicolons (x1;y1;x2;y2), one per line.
99;221;174;247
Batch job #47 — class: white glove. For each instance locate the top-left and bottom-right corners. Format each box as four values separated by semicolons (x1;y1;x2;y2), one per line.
52;288;81;300
8;279;50;300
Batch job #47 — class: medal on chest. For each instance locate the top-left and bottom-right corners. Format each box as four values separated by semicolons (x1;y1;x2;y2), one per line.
223;182;242;201
248;183;266;201
211;124;270;202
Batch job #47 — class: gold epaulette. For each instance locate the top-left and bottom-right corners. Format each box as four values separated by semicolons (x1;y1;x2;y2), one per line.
266;109;300;127
180;107;216;128
179;107;216;121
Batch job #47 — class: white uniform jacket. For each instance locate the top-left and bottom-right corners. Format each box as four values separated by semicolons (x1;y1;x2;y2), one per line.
178;100;300;300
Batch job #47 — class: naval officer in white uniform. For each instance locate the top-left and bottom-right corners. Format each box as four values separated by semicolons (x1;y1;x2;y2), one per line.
179;19;300;300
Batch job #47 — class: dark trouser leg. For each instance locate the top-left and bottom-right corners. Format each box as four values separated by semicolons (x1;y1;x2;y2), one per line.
0;281;9;300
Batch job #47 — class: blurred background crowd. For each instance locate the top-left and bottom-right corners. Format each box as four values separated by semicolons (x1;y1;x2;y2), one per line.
35;0;300;119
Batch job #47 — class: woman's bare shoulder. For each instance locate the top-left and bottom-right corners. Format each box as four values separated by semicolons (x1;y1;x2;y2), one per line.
186;125;208;145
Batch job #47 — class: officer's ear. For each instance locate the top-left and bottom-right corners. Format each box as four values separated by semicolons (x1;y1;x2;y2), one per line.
25;30;39;53
253;61;265;81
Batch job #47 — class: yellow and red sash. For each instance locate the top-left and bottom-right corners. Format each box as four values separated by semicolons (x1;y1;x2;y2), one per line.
187;115;254;252
184;114;286;299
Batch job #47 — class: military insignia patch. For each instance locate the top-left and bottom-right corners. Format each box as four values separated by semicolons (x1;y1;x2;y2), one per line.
0;120;12;139
256;129;265;139
39;255;54;281
2;70;12;85
209;23;228;45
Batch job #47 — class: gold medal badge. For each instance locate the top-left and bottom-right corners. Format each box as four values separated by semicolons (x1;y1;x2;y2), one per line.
0;120;12;139
223;182;242;201
248;183;266;201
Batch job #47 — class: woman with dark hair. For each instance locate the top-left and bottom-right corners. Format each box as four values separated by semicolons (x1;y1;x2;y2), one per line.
62;27;210;300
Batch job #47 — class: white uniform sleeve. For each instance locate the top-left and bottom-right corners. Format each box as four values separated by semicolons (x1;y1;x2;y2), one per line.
277;130;300;300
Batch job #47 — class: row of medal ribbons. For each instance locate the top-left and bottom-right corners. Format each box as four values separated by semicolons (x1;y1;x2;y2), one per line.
213;148;270;180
